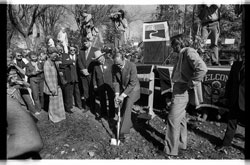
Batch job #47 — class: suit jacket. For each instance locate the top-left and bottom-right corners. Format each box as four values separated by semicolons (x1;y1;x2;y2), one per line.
60;53;78;83
25;61;44;82
43;59;58;95
93;59;113;88
77;47;99;74
225;61;245;111
112;60;140;100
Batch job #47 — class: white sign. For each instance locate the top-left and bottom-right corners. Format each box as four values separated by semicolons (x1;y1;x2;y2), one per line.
143;21;170;42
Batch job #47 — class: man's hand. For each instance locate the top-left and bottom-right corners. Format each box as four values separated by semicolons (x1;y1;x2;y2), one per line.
94;85;98;92
188;80;199;89
51;90;57;96
114;94;120;107
117;95;124;103
59;72;63;76
81;69;89;76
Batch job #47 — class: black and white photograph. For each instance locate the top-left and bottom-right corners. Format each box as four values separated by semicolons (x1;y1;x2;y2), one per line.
5;0;247;164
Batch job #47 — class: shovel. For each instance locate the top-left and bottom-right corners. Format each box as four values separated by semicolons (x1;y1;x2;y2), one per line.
110;101;121;146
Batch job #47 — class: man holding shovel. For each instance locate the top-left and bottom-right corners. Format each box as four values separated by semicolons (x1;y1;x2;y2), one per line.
112;52;140;143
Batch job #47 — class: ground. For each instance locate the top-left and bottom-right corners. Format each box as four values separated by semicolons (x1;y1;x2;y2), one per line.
35;105;245;160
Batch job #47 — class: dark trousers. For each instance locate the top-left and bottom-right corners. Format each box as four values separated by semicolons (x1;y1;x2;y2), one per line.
222;103;245;146
19;88;37;114
120;91;140;135
63;82;82;111
97;84;115;118
80;76;91;101
79;75;95;109
30;79;44;111
201;21;220;65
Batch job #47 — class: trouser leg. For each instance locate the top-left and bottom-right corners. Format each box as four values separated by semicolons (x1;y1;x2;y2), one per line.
120;97;134;135
106;86;115;118
209;24;220;64
39;80;44;109
98;86;108;116
20;88;37;114
164;91;188;156
30;80;41;111
73;82;83;109
222;107;239;146
64;83;73;111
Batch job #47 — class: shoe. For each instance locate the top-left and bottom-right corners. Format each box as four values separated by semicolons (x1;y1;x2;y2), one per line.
82;109;88;113
215;145;230;152
66;109;73;114
119;134;129;143
157;150;179;159
212;62;221;66
34;112;41;115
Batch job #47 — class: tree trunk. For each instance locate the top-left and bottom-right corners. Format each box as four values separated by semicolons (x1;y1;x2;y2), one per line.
184;5;187;34
25;36;33;50
7;31;14;48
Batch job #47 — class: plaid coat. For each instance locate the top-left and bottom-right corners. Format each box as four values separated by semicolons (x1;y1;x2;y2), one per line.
43;58;65;123
43;59;58;95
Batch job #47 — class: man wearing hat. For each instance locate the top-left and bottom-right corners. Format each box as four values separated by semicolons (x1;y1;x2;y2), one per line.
92;50;115;120
60;44;85;113
78;38;99;111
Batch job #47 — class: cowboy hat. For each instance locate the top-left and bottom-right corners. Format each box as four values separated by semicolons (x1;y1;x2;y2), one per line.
92;50;105;60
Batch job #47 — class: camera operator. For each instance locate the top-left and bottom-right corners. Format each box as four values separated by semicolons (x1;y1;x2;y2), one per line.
109;9;128;48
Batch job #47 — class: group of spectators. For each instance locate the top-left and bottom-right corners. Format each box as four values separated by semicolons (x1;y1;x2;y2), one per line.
6;22;142;158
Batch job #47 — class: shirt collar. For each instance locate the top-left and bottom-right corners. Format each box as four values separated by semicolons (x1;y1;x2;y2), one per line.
121;60;126;69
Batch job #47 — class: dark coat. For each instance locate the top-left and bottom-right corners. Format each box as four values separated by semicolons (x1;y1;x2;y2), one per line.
225;61;245;111
93;59;113;88
77;47;99;74
60;53;78;83
112;60;140;100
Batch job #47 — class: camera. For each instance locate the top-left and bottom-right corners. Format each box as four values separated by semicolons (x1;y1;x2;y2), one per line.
101;46;112;54
109;12;122;21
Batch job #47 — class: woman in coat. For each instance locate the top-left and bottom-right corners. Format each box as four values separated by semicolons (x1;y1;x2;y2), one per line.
43;47;66;123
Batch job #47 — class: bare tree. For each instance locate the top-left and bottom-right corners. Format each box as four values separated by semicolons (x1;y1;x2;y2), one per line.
38;5;66;41
8;4;49;50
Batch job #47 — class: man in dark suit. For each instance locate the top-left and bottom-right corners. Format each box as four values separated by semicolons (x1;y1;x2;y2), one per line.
112;52;140;141
77;38;99;110
60;44;84;113
215;45;245;151
92;50;115;119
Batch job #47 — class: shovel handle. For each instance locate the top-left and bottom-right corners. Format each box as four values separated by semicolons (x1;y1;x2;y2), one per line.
117;103;121;145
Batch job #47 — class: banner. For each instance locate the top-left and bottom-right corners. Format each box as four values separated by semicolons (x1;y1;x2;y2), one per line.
198;67;231;111
143;21;170;42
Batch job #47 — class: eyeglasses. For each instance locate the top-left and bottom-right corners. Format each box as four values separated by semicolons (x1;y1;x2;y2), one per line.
70;49;76;51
